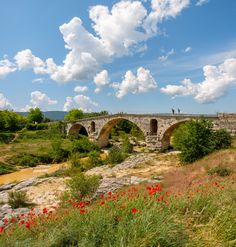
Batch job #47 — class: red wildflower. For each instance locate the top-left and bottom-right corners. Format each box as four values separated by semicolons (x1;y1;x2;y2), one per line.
10;218;16;223
80;209;86;214
0;227;4;234
4;219;8;225
121;205;126;209
43;208;47;214
108;191;112;196
20;214;24;217
100;201;105;205
25;222;30;229
131;208;138;213
20;220;25;224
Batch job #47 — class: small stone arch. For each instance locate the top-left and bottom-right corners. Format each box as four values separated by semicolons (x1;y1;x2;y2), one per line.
68;123;88;138
150;119;158;135
97;117;145;148
90;121;96;133
160;119;190;149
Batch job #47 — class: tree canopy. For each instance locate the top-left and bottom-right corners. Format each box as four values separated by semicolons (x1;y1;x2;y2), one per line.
27;108;44;124
172;119;232;163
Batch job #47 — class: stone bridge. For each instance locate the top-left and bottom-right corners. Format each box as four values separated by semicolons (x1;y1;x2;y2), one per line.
66;113;236;150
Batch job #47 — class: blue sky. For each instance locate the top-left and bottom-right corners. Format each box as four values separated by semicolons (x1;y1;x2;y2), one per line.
0;0;236;113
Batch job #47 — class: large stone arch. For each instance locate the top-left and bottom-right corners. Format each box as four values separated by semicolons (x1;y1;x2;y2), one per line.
67;123;88;138
160;119;191;148
97;117;146;148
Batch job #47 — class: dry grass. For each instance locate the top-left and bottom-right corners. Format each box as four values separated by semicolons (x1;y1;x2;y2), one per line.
162;148;236;192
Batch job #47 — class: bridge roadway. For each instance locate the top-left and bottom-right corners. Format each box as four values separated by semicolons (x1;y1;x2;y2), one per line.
66;113;236;150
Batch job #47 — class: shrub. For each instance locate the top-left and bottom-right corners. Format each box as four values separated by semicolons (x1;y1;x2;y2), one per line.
208;166;232;177
17;154;40;167
212;129;232;150
0;133;15;144
71;137;99;154
8;191;29;209
67;173;100;200
70;153;82;169
107;145;126;165
172;119;231;163
87;151;103;167
51;139;69;163
0;162;16;175
121;136;133;154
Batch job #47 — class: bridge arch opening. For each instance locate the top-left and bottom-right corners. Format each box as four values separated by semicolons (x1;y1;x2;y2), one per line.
150;119;158;135
97;118;145;148
90;121;96;133
161;120;189;149
68;123;88;138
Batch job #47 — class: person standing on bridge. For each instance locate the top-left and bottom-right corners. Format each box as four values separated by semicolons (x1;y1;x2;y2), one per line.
178;108;180;114
172;108;175;115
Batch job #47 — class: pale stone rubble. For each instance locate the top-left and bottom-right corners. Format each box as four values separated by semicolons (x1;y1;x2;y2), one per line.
0;153;163;225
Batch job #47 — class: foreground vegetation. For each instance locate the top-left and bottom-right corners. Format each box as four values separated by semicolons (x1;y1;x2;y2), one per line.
0;171;235;246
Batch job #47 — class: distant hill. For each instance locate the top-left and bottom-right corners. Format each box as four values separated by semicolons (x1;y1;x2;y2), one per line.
18;111;67;120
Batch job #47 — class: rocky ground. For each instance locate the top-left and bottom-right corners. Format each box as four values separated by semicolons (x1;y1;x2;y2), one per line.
0;152;179;226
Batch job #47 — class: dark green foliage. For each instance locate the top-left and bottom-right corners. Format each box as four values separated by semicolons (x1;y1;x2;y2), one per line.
8;191;30;209
50;139;69;162
67;172;100;200
87;151;103;167
208;166;232;177
71;137;99;154
0;133;15;144
0;110;26;132
172;119;232;163
212;129;232;150
65;109;84;122
0;162;16;175
121;136;133;153
27;108;44;124
107;145;126;165
16;154;40;167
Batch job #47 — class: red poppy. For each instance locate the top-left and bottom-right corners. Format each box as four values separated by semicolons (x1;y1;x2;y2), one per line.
80;209;86;214
43;208;47;214
0;227;4;234
25;222;30;229
100;201;105;205
131;208;138;213
121;205;126;209
108;191;112;196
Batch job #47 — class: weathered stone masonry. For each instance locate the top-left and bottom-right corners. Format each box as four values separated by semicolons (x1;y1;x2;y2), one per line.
66;113;236;150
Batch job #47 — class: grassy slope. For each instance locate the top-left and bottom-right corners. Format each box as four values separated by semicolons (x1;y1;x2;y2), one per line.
0;148;235;246
0;129;72;173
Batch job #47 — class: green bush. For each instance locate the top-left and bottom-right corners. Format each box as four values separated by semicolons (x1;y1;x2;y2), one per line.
208;166;232;177
0;162;16;175
16;154;40;167
212;129;232;150
107;145;126;165
51;139;70;163
67;172;100;200
0;133;15;144
172;119;232;163
87;151;103;167
71;137;99;154
121;136;133;154
70;153;82;169
8;191;30;209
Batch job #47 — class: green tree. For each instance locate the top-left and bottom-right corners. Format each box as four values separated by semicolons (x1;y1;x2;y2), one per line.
172;120;232;163
173;120;214;163
27;108;44;124
65;109;84;122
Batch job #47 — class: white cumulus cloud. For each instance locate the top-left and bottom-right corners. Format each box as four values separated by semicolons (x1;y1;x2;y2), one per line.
29;91;57;109
63;94;98;112
14;49;47;74
113;67;157;98
0;58;17;79
0;93;13;110
161;57;236;103
144;0;190;35
2;1;189;83
74;85;88;93
94;70;110;93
